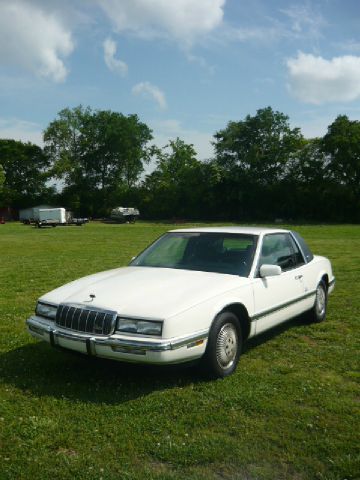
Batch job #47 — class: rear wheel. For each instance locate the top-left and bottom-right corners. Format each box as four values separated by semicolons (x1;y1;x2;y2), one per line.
202;312;242;378
309;280;327;323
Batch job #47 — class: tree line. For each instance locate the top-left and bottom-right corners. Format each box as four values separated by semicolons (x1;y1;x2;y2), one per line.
0;105;359;222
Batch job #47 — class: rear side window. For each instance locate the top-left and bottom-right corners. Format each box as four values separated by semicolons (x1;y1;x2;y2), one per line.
291;231;314;263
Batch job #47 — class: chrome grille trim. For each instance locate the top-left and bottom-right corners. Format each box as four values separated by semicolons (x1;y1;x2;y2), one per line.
55;304;117;336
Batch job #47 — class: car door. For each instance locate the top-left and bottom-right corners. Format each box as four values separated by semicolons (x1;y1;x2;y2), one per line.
252;233;307;335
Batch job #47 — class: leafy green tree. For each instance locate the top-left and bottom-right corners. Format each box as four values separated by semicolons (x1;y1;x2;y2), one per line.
212;107;305;220
322;115;360;196
82;110;153;189
213;106;304;185
285;138;328;184
44;106;153;215
0;139;51;207
43;105;91;183
279;138;328;220
142;138;206;218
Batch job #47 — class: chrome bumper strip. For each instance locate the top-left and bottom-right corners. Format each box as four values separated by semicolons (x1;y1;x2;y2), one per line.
26;316;208;354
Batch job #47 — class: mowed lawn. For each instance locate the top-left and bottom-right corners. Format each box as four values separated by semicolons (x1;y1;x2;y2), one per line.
0;221;358;480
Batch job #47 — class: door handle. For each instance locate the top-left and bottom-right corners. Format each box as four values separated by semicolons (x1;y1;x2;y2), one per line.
295;274;303;280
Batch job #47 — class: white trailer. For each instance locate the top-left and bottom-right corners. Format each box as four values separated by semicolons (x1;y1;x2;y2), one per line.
37;208;87;228
19;205;54;223
38;208;67;225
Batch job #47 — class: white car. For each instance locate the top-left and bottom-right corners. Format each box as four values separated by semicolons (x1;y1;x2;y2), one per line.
27;227;335;377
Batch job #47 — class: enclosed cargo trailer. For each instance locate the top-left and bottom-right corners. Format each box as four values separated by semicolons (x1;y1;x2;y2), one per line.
37;208;87;228
19;205;54;223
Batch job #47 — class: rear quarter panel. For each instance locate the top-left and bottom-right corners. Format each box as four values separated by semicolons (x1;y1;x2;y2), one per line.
301;255;334;309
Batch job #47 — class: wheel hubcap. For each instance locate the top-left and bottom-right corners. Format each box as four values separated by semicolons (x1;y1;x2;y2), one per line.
216;323;238;369
315;285;326;316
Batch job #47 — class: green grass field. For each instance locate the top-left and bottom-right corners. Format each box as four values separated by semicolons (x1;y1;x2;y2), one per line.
0;222;359;480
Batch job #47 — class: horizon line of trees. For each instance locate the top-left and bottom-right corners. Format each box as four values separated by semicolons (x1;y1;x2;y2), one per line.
0;105;359;222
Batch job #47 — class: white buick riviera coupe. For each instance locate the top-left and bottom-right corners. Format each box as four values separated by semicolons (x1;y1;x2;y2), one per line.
27;227;335;377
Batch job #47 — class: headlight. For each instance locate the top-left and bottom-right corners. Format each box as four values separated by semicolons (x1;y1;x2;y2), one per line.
116;318;162;336
35;302;58;320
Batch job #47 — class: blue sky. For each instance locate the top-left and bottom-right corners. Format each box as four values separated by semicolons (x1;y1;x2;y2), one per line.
0;0;360;163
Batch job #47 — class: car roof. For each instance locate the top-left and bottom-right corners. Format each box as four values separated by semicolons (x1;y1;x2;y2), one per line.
168;226;289;236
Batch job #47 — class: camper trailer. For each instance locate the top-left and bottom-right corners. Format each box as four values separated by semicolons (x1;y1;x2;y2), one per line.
110;207;140;223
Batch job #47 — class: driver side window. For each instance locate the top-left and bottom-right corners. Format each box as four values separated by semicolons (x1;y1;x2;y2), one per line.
259;233;302;271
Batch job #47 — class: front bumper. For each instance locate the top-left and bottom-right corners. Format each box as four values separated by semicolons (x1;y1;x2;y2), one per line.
26;315;208;365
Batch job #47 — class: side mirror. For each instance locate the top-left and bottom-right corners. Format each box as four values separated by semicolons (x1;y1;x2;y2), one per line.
260;264;282;278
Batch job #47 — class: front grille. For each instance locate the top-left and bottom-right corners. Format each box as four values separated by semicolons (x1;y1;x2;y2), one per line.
55;304;117;335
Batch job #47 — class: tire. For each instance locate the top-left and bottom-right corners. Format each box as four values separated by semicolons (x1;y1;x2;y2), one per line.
309;280;327;323
201;311;242;378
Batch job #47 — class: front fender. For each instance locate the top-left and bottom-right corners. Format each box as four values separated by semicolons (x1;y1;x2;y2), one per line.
163;284;254;340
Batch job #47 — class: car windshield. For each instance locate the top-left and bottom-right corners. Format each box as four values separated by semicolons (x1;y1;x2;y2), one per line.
130;232;258;277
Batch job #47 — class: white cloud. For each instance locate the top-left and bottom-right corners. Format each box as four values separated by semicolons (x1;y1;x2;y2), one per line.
287;52;360;104
97;0;225;46
103;38;128;76
0;118;43;146
132;82;167;110
0;1;73;82
20;0;94;28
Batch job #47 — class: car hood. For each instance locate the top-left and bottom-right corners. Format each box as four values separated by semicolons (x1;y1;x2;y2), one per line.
40;266;249;319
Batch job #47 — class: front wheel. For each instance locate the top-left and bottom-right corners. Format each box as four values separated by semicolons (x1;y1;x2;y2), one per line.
309;280;327;323
201;312;242;378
